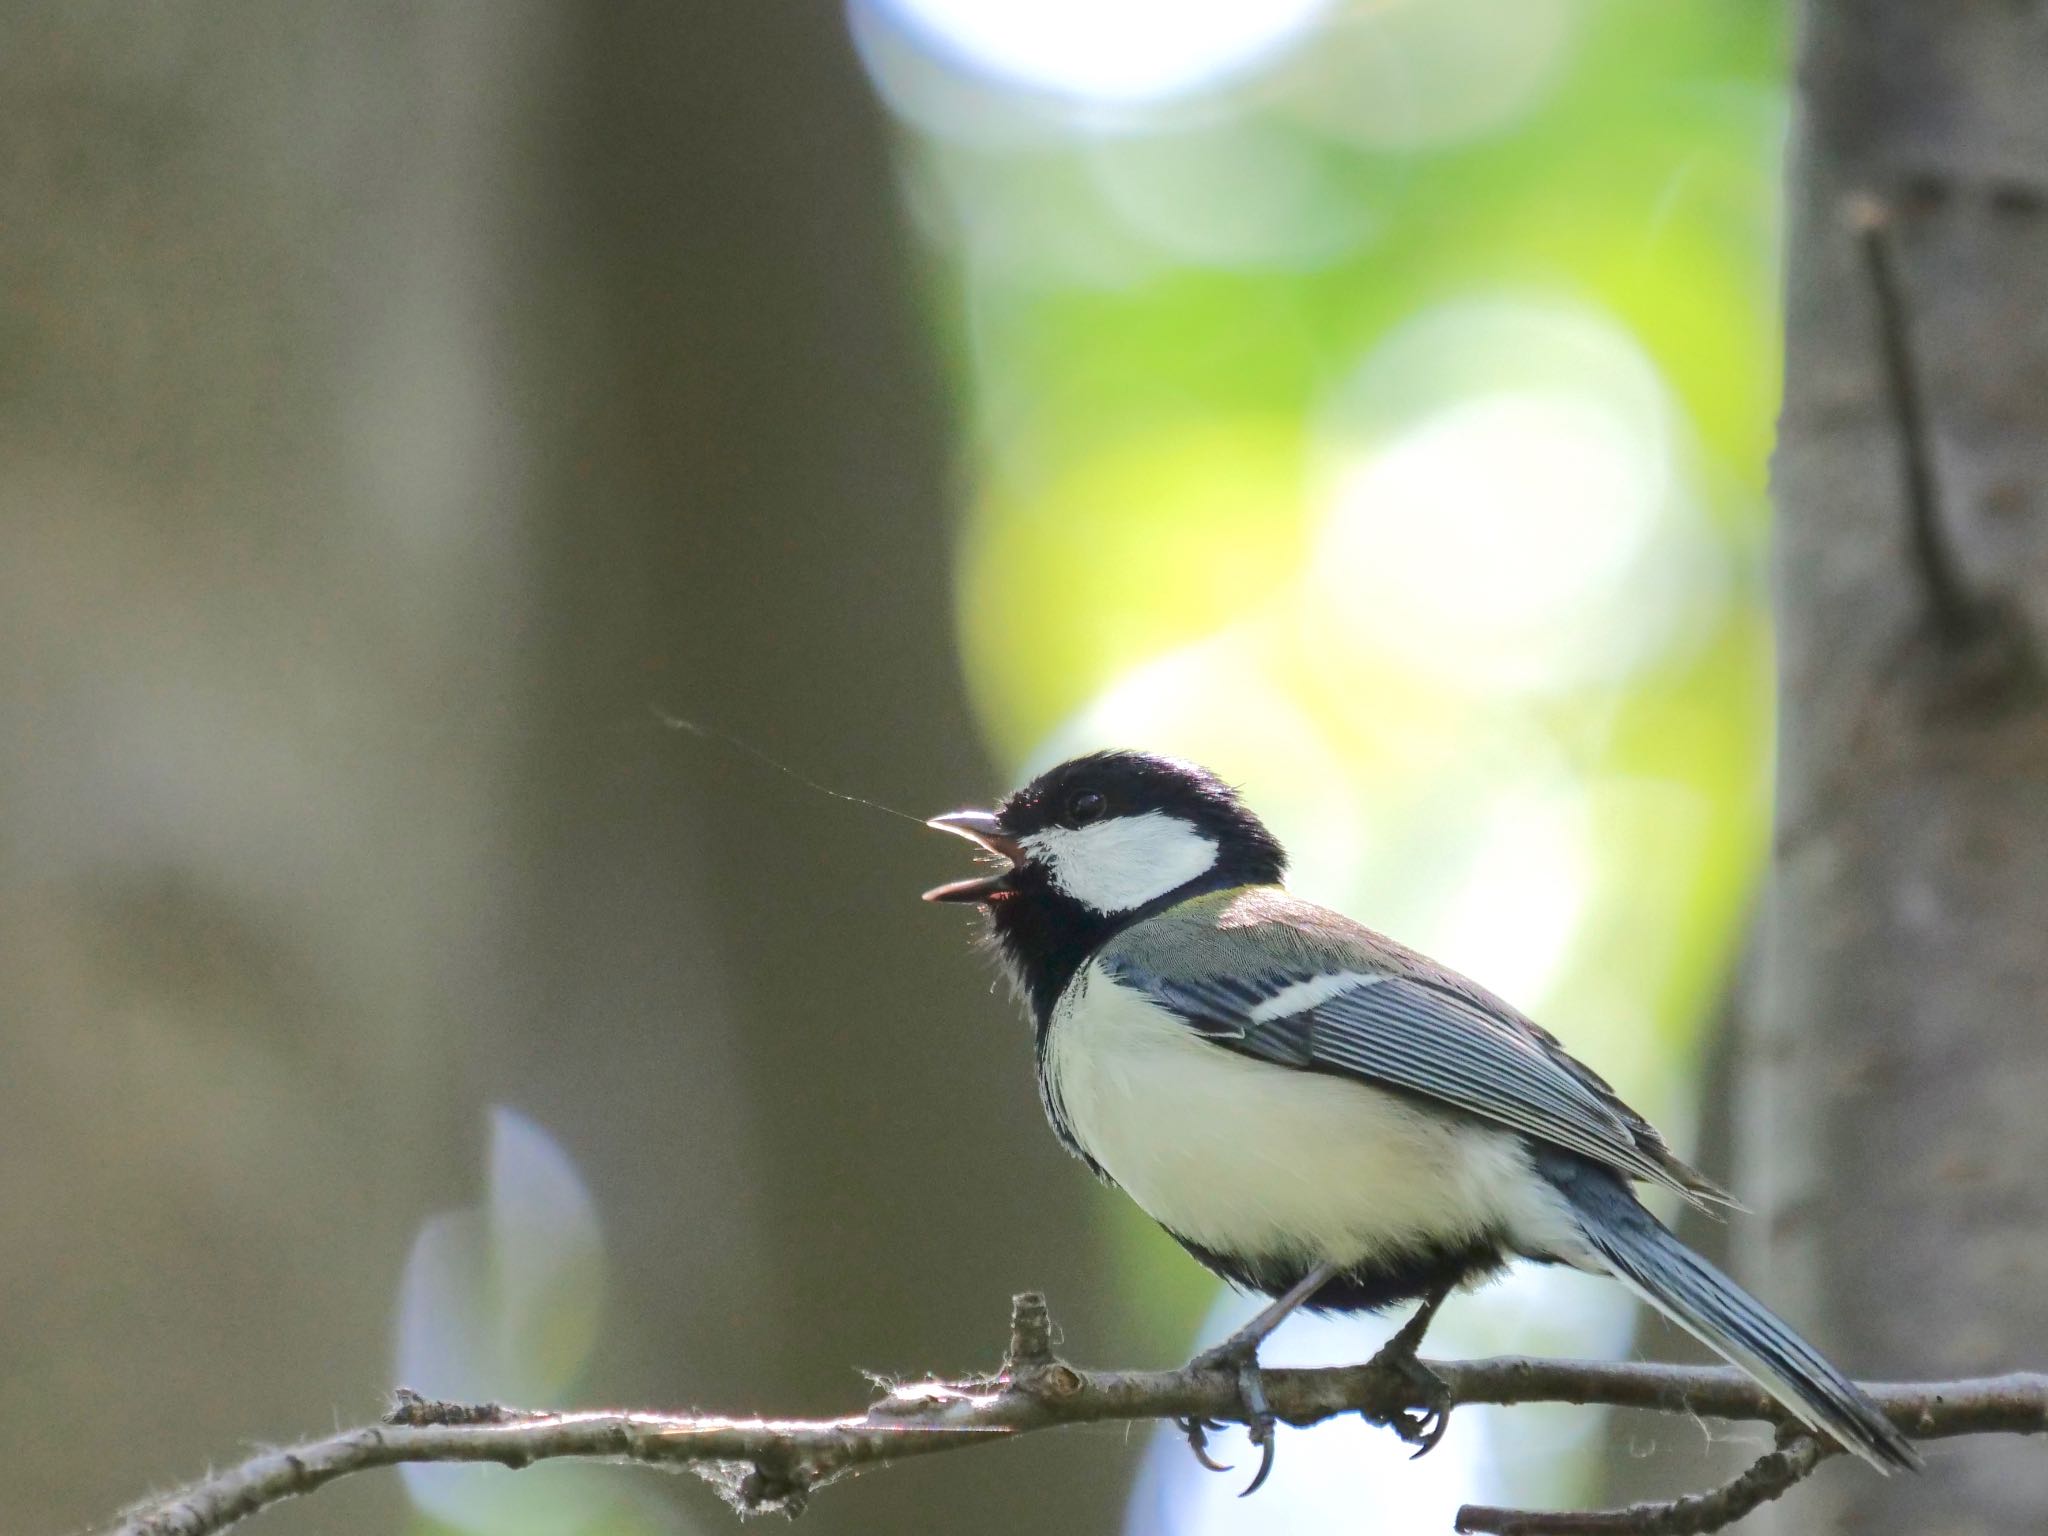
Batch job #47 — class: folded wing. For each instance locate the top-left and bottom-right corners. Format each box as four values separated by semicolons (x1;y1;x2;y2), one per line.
1107;957;1730;1210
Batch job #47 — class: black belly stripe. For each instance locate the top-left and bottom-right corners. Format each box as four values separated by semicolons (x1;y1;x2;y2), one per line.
1165;1227;1515;1314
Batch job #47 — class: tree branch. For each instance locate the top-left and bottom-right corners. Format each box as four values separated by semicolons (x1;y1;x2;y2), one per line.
1456;1435;1829;1536
110;1295;2047;1536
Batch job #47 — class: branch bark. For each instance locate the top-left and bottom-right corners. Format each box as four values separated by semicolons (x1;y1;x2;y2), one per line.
108;1296;2048;1536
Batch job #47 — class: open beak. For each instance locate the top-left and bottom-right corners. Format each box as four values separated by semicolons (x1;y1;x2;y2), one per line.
923;809;1025;903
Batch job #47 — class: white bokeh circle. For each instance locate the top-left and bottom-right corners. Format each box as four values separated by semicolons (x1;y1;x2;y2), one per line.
1310;298;1702;694
860;0;1333;108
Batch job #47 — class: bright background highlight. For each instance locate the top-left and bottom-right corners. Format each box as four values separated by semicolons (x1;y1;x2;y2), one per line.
855;0;1784;1525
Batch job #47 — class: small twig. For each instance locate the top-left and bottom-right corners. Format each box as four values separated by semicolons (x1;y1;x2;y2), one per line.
1847;193;1978;644
1003;1290;1057;1371
1457;1435;1828;1536
106;1296;2048;1536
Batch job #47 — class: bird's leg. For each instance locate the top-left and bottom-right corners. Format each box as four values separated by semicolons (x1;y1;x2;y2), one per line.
1177;1262;1338;1497
1364;1282;1455;1457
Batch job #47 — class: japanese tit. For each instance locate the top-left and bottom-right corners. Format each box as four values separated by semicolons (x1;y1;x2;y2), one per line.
925;750;1916;1484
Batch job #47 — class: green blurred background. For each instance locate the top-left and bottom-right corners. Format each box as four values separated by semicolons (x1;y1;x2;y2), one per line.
1;2;1783;1533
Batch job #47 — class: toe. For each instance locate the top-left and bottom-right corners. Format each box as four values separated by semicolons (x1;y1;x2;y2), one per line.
1175;1416;1235;1475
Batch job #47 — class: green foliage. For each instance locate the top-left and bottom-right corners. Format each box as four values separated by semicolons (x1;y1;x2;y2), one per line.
893;0;1787;1394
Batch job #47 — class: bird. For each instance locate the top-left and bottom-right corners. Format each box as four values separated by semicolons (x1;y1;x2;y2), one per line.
923;749;1919;1493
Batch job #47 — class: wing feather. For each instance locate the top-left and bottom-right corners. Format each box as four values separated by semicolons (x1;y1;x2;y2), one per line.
1110;955;1729;1209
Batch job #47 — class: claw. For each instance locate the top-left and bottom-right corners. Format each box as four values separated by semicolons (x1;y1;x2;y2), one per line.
1175;1416;1234;1474
1239;1431;1277;1497
1403;1402;1450;1459
1235;1361;1277;1497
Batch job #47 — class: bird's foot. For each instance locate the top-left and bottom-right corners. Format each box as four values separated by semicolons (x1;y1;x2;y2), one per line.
1185;1338;1281;1496
1363;1330;1452;1458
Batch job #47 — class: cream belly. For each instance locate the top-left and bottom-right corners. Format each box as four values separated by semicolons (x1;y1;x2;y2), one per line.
1043;962;1587;1271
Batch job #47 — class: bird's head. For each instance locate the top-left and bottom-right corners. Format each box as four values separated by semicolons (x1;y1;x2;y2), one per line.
924;751;1286;1012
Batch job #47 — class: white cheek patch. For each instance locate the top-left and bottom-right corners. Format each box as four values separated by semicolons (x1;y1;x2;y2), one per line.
1022;812;1220;915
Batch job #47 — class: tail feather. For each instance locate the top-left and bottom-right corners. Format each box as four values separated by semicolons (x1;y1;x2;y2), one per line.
1550;1159;1921;1473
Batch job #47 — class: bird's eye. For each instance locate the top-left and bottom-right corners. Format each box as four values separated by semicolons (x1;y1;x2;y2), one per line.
1066;789;1106;825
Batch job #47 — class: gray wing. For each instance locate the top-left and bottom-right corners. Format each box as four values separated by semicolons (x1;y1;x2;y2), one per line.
1105;956;1729;1209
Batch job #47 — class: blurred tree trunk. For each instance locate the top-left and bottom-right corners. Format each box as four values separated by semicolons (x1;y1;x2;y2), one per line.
485;8;1129;1536
1746;2;2048;1530
0;7;1126;1536
0;9;547;1531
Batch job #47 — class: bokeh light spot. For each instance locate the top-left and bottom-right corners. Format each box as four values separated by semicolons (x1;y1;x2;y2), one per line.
396;1109;613;1536
862;0;1333;106
1312;299;1699;693
1087;117;1377;270
1284;0;1584;150
958;418;1311;758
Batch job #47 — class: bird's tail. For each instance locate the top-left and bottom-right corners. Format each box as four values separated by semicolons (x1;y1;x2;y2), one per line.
1551;1159;1922;1473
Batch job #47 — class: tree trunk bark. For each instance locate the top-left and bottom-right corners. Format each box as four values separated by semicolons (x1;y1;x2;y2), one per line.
1750;3;2048;1531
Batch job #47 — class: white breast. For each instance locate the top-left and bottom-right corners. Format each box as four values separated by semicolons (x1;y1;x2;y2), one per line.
1043;962;1586;1270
